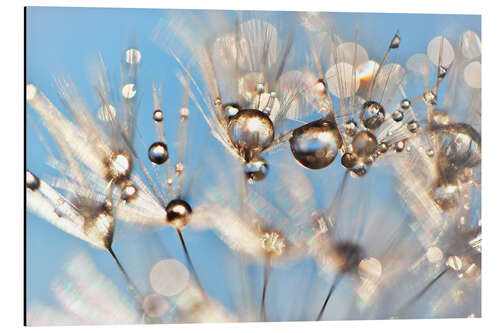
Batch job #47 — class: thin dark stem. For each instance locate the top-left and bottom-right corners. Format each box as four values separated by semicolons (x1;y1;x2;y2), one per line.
107;247;144;312
316;273;344;321
260;255;271;321
176;228;207;299
396;267;449;317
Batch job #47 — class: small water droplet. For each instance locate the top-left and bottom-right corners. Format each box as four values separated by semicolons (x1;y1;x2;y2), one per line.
175;162;184;175
344;119;358;137
125;48;141;64
105;152;132;183
214;97;222;106
148;142;169;165
438;65;448;79
223;103;240;118
26;170;40;191
390;34;401;49
228;109;274;160
427;149;435;157
395;141;405;152
400;99;411;110
245;157;268;183
377;142;388;153
350;165;367;177
166;199;192;229
153;110;164;122
424;90;437;105
121;183;138;202
179;107;190;119
352;131;378;158
167;178;174;186
407;120;419;133
392;110;404;122
361;101;385;130
255;83;265;94
289;119;341;169
122;83;136;99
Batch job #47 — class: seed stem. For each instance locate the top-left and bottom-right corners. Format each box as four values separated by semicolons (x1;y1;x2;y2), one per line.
260;254;271;321
176;228;207;299
316;273;343;321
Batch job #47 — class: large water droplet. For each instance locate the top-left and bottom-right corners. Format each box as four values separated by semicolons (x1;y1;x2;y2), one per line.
148;142;169;165
341;152;358;169
166;199;192;229
352;131;377;159
228;109;274;160
361;101;385;130
245;157;268;183
289;119;341;169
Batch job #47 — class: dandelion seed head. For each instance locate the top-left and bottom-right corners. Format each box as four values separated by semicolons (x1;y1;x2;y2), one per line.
166;199;192;228
121;83;136;99
150;259;190;297
289;119;341;169
261;230;286;257
464;61;481;89
124;48;141;65
427;36;455;67
148;142;169;165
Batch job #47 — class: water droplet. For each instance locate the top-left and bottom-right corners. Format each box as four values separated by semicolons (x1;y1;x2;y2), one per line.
214;97;222;106
400;99;411;110
223;103;240;118
148;142;169;165
167;178;174;186
105;152;132;182
350;165;367;177
341;152;358;169
344;119;358;137
395;141;405;152
245;157;268;183
125;48;141;65
175;162;184;175
430;110;450;129
427;149;435;157
166;199;192;228
122;83;136;99
377;142;388;154
228;109;274;160
361;101;385;130
26;170;40;191
424;90;437;105
289;119;341;169
438;65;448;79
256;83;265;94
390;34;401;49
407;120;419;133
179;107;189;119
121;183;138;202
392;110;404;122
153;109;164;122
352;131;377;159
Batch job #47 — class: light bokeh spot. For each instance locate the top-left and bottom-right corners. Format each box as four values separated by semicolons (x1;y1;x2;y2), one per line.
150;259;190;297
464;61;481;89
427;36;455;67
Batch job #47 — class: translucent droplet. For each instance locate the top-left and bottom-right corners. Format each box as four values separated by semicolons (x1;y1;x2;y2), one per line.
427;36;455;67
438;65;448;79
122;83;136;99
214;97;222;106
390;34;401;49
332;242;365;273
245;157;268;183
341;152;358;169
179;107;190;119
361;101;385;130
423;90;437;105
350;165;367;177
228;109;274;160
26;170;40;191
224;103;240;118
344;119;358;137
395;141;405;152
400;99;411;110
427;149;435;157
392;110;404;122
150;259;189;297
153;110;164;122
105;152;132;182
238;72;266;101
125;48;141;65
148;142;169;165
352;131;377;159
407;120;419;133
165;199;192;228
121;183;138;202
175;162;184;175
377;142;388;154
464;61;481;89
289;119;341;169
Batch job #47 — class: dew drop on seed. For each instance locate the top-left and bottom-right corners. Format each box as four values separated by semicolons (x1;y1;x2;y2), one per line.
352;130;378;159
153;110;164;122
121;183;138;202
392;110;404;122
26;170;40;191
148;142;169;165
400;99;411;110
407;120;419;133
166;199;192;228
125;48;141;65
289;119;341;169
438;65;448;79
122;83;136;99
175;162;184;175
395;141;405;152
350;165;367;177
224;103;240;118
344;119;358;137
245;157;269;183
424;90;437;105
361;101;385;130
390;34;401;49
377;142;389;154
228;109;274;160
341;152;358;169
106;152;132;182
179;107;190;119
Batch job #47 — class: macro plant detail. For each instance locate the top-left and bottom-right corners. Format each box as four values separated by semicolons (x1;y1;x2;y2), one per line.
26;8;481;325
